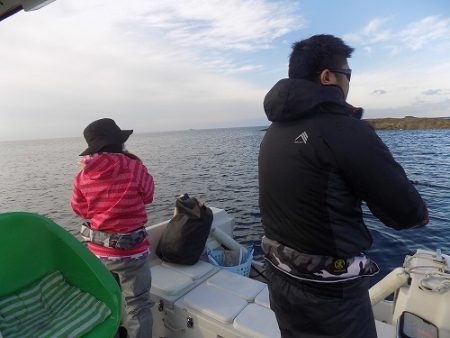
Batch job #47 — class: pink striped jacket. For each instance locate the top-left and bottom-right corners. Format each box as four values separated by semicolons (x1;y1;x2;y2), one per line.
71;153;154;258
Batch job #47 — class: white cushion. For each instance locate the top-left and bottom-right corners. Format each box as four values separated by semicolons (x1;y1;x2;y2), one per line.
234;303;281;338
151;265;193;297
255;286;271;308
207;269;265;301
182;284;247;324
162;260;215;280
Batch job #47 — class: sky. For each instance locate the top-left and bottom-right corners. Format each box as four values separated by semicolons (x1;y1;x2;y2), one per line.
1;0;449;141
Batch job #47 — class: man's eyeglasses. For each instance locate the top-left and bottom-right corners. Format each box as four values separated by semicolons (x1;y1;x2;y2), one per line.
328;68;352;81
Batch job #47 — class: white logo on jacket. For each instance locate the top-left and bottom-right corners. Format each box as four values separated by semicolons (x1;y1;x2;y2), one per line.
294;131;308;144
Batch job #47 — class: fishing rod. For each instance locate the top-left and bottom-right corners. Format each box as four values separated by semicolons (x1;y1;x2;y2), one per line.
410;180;450;190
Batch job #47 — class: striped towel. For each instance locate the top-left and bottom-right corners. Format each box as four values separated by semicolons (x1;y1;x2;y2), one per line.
0;271;111;338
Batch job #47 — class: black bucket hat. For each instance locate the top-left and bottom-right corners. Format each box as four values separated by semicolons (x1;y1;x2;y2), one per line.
80;118;133;156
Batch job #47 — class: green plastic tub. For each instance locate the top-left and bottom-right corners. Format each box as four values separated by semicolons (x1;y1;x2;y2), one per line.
0;212;121;337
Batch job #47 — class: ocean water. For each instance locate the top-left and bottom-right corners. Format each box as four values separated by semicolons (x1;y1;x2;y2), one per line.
1;126;449;283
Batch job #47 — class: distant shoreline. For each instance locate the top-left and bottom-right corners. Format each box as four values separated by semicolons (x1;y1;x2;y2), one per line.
364;116;450;130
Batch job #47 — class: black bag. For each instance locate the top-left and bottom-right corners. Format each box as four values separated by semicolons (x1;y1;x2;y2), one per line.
156;194;213;265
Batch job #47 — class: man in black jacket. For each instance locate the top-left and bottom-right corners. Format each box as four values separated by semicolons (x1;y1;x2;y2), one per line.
259;34;428;338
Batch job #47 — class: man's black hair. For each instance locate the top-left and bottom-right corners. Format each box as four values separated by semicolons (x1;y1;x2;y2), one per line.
288;34;354;80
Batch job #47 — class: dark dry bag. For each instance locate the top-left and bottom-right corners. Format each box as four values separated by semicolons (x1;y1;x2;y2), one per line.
156;194;213;265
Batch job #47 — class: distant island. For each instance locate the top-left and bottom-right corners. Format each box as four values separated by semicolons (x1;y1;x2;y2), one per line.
364;116;450;130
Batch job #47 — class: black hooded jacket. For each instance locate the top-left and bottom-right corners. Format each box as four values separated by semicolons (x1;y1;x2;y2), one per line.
259;79;428;257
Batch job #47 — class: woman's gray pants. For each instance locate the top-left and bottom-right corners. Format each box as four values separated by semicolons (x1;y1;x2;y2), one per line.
104;257;153;338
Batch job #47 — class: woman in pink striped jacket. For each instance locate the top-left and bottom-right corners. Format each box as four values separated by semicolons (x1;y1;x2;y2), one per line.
71;118;154;338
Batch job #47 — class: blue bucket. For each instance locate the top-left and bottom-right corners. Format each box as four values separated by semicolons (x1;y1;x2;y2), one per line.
207;246;254;277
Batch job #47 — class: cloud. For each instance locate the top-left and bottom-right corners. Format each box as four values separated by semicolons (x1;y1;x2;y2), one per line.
130;1;303;52
344;18;393;45
422;89;442;96
2;0;304;75
348;62;450;117
345;15;450;53
345;15;450;119
3;0;304;140
114;0;304;73
400;16;450;50
421;89;450;96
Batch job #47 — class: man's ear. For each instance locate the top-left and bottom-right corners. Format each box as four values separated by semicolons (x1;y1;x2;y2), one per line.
319;69;335;85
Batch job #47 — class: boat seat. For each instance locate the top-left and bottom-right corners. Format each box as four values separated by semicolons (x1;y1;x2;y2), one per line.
206;269;265;302
150;260;219;310
233;303;281;338
162;260;216;280
182;283;248;324
254;285;271;308
151;265;193;297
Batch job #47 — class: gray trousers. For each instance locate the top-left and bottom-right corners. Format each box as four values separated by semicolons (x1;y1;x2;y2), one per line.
103;257;153;338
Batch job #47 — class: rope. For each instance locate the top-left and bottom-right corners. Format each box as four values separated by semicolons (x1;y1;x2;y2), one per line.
420;276;450;293
403;251;450;293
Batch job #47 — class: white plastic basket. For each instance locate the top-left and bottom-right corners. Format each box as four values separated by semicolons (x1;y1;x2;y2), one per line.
207;246;254;277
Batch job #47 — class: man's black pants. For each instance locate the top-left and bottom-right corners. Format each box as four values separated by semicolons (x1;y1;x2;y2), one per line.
267;265;378;338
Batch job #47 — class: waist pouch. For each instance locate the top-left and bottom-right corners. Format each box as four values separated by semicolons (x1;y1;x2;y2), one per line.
261;236;379;283
80;222;147;250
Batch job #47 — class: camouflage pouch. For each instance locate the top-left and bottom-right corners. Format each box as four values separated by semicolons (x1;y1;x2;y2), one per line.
261;236;379;283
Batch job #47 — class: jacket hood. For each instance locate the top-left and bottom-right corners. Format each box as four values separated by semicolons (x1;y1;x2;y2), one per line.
263;78;363;122
80;153;128;180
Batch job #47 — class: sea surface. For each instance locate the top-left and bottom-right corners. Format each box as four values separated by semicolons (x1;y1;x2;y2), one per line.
1;127;449;284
